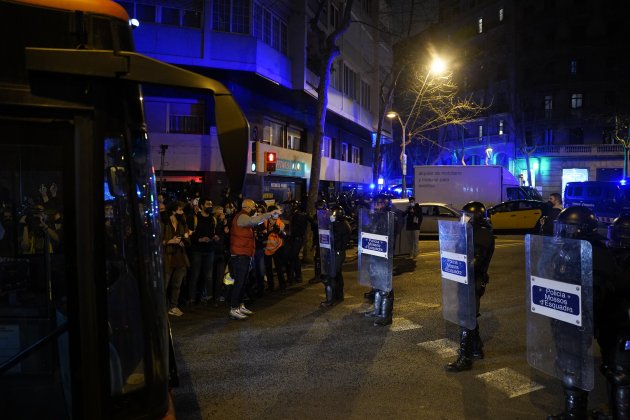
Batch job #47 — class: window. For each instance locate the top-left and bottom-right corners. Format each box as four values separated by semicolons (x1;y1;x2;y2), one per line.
343;64;357;100
136;3;156;22
571;93;583;109
161;7;179;25
545;129;554;145
478;125;483;140
263;119;285;147
167;101;205;134
570;60;578;75
360;80;371;111
321;136;332;157
498;120;504;135
499;8;504;21
213;0;250;34
478;17;483;33
182;10;202;27
253;3;288;54
287;127;302;151
544;95;553;119
341;142;348;161
351;146;361;164
330;58;342;90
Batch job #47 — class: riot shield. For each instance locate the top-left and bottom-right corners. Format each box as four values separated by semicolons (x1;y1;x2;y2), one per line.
358;207;394;292
438;220;477;330
525;234;594;391
317;209;335;279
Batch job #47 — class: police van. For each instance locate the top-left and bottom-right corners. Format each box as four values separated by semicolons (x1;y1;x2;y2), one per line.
563;181;630;225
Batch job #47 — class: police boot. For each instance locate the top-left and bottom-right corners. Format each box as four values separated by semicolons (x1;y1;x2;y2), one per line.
471;325;484;360
445;328;473;372
320;280;335;307
614;385;630;420
547;387;589;420
363;290;382;318
364;288;376;302
374;290;394;327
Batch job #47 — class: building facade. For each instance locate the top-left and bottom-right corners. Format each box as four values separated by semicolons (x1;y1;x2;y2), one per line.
116;0;393;202
389;0;630;198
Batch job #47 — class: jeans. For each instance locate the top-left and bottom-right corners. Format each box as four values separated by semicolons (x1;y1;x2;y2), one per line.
253;248;266;293
189;249;214;301
265;246;286;290
230;255;252;309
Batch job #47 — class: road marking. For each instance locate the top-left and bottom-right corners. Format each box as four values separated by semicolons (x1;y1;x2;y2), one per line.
476;368;544;398
417;338;459;358
391;317;422;332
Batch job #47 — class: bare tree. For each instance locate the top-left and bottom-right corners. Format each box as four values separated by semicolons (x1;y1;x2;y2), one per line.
306;0;354;215
611;115;630;179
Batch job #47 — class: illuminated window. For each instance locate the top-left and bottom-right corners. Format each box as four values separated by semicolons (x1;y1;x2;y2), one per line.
545;129;554;145
478;17;483;33
287;127;302;151
498;120;504;135
571;93;583;109
499;8;504;22
478;125;483;140
351;146;361;164
570;59;578;74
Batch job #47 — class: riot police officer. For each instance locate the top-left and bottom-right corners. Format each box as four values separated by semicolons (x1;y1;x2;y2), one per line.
284;200;308;284
362;194;396;326
446;201;495;372
594;214;630;420
320;206;351;306
309;199;327;284
545;206;607;420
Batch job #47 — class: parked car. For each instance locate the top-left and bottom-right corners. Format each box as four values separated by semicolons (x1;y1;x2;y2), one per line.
418;202;462;233
487;199;546;230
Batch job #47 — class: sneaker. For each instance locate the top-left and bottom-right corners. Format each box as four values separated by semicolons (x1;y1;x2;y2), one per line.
229;308;248;320
168;307;184;317
239;304;253;315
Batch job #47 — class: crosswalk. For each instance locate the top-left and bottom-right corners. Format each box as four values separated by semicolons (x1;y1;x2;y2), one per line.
415;335;544;399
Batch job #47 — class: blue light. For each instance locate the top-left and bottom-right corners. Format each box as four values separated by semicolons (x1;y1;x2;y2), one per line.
369;183;375;189
621;179;627;186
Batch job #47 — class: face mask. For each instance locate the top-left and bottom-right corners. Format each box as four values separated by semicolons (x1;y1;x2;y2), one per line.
272;213;279;219
461;214;471;224
249;209;256;216
204;206;212;212
225;209;233;215
175;213;184;221
330;216;336;223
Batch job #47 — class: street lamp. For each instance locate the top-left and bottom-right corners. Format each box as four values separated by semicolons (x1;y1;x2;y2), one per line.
387;56;447;198
386;110;407;198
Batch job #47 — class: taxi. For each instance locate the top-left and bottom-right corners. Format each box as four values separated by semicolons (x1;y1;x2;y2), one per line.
487;199;546;230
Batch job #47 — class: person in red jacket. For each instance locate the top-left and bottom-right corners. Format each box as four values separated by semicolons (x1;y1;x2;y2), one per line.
228;198;282;320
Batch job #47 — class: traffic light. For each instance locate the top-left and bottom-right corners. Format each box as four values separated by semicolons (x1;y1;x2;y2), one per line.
265;151;276;172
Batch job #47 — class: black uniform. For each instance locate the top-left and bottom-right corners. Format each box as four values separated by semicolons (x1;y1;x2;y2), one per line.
321;207;351;306
446;201;495;372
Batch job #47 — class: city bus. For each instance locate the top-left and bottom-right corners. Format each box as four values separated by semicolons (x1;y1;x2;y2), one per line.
0;0;249;418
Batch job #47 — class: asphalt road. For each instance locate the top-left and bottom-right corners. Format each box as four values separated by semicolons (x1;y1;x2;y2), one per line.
170;235;608;419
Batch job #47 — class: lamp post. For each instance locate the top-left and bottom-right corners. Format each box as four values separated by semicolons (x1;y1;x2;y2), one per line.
386;111;407;197
387;57;446;198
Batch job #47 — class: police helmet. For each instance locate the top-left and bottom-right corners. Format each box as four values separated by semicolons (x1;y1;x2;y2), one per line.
330;206;345;221
607;213;630;248
461;201;487;224
554;205;598;239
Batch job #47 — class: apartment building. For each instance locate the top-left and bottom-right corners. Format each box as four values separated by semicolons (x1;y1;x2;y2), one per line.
390;0;630;197
116;0;393;201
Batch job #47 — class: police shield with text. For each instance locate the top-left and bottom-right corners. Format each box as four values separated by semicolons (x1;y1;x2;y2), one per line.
359;195;395;326
440;201;495;372
319;206;351;306
317;207;335;305
596;214;630;420
526;206;601;420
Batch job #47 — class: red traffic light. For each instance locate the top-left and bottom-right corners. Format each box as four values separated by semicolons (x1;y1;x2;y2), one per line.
264;152;277;172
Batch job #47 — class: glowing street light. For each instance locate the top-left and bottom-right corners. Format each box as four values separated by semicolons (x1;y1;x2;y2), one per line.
387;57;447;198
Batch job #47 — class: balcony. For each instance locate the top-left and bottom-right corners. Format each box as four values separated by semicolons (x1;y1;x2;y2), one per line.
516;144;625;157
